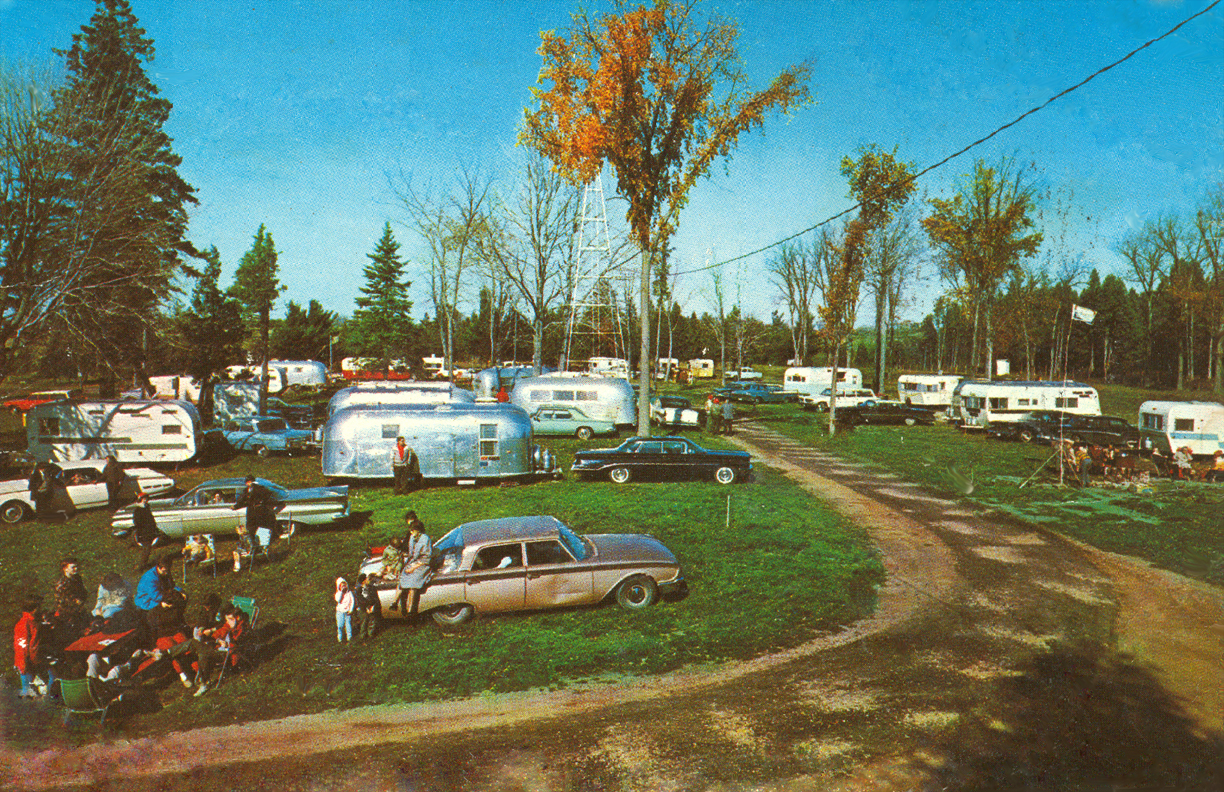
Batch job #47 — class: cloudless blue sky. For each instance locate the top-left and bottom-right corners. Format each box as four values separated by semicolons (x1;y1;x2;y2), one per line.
3;0;1221;330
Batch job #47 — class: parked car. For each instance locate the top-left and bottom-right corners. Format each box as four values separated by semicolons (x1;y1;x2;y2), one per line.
723;366;763;381
2;390;78;413
984;410;1070;443
528;405;618;440
572;436;752;484
714;382;797;405
1;460;174;525
1058;414;1140;448
357;514;686;625
111;477;349;538
799;388;878;412
650;395;705;428
836;401;937;427
221;416;316;457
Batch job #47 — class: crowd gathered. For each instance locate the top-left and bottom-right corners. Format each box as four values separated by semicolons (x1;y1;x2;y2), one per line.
1055;440;1224;487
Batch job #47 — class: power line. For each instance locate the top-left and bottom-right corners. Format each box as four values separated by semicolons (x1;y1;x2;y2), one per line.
671;0;1221;278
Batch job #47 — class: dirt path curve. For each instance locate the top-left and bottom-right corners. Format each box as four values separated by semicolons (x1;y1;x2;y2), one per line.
3;423;1220;791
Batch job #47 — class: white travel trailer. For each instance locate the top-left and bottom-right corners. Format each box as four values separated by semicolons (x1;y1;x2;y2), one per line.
783;367;865;398
269;360;327;388
27;400;207;463
655;358;679;380
1138;400;1224;456
587;357;630;377
471;366;556;400
687;359;715;379
321;402;558;481
510;373;637;427
225;364;286;394
326;382;474;417
896;374;963;408
955;380;1101;428
147;375;201;402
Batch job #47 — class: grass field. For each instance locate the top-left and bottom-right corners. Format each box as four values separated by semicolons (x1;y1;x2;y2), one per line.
0;429;882;739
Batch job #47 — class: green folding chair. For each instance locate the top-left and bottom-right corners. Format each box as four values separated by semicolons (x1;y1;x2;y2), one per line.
58;677;117;729
216;596;259;686
182;534;218;580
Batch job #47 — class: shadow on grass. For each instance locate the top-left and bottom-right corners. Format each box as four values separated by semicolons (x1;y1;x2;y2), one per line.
918;642;1223;791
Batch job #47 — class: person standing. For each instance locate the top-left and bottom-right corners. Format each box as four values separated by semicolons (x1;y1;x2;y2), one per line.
395;513;432;622
131;492;166;572
334;577;354;644
390;437;419;495
721;397;735;436
234;475;279;540
495;385;510;403
708;396;722;435
102;455;127;511
354;573;381;641
28;462;66;521
13;596;43;698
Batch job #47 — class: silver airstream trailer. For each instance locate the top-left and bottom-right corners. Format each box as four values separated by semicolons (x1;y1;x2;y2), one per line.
509;373;637;427
269;360;328;388
326;382;475;417
472;365;557;401
321;402;557;482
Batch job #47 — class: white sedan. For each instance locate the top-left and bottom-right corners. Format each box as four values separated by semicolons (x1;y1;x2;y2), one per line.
0;460;175;524
799;388;879;412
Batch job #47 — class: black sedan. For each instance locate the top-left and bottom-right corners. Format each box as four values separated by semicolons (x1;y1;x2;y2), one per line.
836;401;937;427
1058;415;1140;448
985;411;1069;443
572;436;752;484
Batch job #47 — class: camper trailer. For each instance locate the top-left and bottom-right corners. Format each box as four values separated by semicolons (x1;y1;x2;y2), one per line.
327;382;475;417
955;380;1101;429
27;400;209;463
587;357;630;377
321;402;557;481
655;358;680;380
225;364;287;394
269;360;327;388
510;373;637;427
339;357;414;381
783;367;865;398
212;382;314;429
1138;401;1224;456
147;375;201;402
897;374;963;408
686;359;715;379
472;366;556;401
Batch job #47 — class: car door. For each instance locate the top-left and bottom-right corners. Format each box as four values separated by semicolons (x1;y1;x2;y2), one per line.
175;484;243;537
633;440;665;479
63;466;107;509
524;539;593;608
464;542;526;613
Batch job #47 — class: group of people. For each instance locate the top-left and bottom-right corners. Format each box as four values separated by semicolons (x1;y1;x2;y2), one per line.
334;511;432;643
13;554;253;703
1152;446;1224;482
1058;440;1142;486
706;396;735;435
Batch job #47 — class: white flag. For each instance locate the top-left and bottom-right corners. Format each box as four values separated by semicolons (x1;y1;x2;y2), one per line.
1071;304;1096;325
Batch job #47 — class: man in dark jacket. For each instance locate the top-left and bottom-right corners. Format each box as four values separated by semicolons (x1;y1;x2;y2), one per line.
102;455;127;511
353;572;382;641
233;476;278;535
131;492;168;572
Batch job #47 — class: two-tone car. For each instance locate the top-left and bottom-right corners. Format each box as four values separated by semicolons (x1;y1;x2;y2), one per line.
799;387;878;412
0;460;175;524
528;406;618;440
835;401;937;427
713;382;797;405
358;515;685;625
649;395;705;429
111;477;349;538
222;416;316;457
572;436;751;484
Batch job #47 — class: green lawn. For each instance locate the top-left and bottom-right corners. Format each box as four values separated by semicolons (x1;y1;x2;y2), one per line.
748;396;1224;587
0;432;882;738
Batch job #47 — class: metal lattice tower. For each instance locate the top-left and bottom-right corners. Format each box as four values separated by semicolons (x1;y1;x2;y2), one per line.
562;171;629;372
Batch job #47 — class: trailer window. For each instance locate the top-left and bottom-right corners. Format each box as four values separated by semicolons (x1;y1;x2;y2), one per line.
1141;413;1164;430
577;390;597;401
552;390;575;402
1055;398;1078;409
161;425;181;435
988;398;1008;410
479;423;498;458
381;424;399;439
1174;418;1195;432
39;417;59;436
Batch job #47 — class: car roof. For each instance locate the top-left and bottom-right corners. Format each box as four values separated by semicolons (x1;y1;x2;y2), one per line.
454;515;566;544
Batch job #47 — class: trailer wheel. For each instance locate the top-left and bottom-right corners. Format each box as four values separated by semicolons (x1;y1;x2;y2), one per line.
904;417;917;426
575;426;594;440
1;500;29;524
609;467;631;484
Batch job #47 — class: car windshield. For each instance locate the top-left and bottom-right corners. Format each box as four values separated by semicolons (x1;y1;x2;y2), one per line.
257;419;288;432
558;525;588;561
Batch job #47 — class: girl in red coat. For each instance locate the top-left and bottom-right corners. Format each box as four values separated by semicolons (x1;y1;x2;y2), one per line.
13;597;42;698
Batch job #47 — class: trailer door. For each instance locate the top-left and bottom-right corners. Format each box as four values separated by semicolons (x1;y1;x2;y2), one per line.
454;429;481;477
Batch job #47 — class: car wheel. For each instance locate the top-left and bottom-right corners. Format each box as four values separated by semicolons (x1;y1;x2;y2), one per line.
1;500;29;524
575;426;594;440
609;467;631;484
904;417;917;426
816;402;829;413
1018;428;1035;443
615;574;658;610
255;445;269;458
715;466;737;485
431;603;474;626
863;400;876;407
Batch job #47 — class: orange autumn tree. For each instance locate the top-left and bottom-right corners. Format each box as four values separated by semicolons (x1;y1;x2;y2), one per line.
521;0;810;434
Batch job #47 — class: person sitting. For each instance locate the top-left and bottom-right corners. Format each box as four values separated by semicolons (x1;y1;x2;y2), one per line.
91;572;132;621
135;555;186;637
182;535;213;566
167;605;250;696
1173;446;1194;480
231;523;263;573
1204;450;1224;483
378;537;404;581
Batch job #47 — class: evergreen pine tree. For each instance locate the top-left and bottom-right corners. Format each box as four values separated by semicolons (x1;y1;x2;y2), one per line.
231;225;284;413
350;223;414;363
179;246;245;418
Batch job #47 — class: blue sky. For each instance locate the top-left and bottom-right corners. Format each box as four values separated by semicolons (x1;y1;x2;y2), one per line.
2;0;1221;326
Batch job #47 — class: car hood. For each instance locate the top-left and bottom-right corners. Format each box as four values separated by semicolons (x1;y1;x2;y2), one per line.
586;533;677;565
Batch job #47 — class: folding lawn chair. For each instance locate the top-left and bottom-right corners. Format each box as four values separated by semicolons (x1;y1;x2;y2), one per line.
58;677;118;729
182;535;218;580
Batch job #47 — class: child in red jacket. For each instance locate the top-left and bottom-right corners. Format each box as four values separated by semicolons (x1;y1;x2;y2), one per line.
13;597;43;698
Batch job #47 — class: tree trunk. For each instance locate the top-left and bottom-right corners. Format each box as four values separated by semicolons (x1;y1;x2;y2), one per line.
533;315;544;376
259;308;269;416
1215;328;1223;394
637;247;651;437
984;302;994;382
827;343;840;436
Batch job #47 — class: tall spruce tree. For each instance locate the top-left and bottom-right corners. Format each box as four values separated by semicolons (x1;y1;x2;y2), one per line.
47;0;197;391
272;300;337;362
179;246;245;419
350;222;413;366
231;225;284;414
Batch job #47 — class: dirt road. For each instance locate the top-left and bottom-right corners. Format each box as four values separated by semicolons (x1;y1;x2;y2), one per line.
3;423;1220;791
